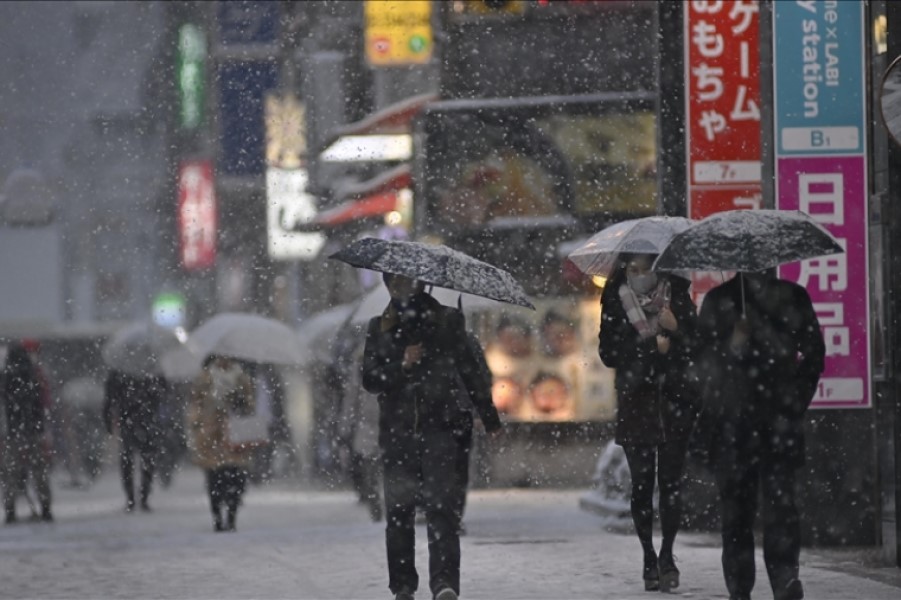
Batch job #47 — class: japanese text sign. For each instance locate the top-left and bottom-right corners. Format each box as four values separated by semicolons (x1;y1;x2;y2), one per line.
178;160;217;271
773;1;869;408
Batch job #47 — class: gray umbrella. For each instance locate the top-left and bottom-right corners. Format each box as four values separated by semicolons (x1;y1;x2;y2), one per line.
653;209;843;273
329;237;535;309
102;321;184;377
567;216;694;277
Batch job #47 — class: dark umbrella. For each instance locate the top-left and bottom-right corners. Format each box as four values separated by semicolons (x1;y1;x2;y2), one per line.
653;209;843;314
329;237;535;309
652;209;843;273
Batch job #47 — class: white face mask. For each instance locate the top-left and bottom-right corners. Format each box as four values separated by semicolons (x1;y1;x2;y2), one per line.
627;272;658;295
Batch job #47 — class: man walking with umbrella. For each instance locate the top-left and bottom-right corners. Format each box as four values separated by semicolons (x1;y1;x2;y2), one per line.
361;272;501;600
696;271;824;600
331;237;532;600
655;210;837;600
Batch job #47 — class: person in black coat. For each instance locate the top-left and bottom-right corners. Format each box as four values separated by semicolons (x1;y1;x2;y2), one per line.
695;272;824;600
103;369;167;512
2;342;53;523
362;273;502;600
598;253;698;592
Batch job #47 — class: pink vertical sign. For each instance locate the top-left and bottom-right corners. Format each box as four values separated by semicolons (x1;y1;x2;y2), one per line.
777;157;869;408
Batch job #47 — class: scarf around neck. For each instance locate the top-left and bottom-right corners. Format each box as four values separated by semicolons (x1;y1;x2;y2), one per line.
618;278;670;339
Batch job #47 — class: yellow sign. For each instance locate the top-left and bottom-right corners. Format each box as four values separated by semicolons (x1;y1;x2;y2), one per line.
364;0;432;66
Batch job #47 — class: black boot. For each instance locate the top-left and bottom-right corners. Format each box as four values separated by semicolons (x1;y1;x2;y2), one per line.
659;549;680;592
643;552;659;591
212;510;224;532
4;508;16;525
225;508;236;532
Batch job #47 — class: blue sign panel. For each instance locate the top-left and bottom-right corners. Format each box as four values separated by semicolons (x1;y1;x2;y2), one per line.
217;60;279;177
773;0;865;155
217;1;280;47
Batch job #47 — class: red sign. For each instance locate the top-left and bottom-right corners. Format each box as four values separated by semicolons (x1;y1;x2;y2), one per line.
685;0;761;219
177;160;217;271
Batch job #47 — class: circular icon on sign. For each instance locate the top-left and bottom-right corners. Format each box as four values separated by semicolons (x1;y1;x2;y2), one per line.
409;35;428;54
372;37;390;55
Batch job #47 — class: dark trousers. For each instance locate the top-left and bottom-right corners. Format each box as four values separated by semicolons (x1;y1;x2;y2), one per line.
120;435;155;506
205;466;247;517
622;438;689;558
3;438;51;516
382;427;470;597
716;454;801;598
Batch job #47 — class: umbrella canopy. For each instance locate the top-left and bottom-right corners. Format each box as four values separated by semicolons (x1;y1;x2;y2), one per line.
102;321;184;376
161;313;308;380
350;285;495;325
653;209;843;273
296;303;357;366
567;216;694;277
329;237;535;309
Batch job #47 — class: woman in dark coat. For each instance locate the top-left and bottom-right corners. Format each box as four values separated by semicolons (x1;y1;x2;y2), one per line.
598;253;698;592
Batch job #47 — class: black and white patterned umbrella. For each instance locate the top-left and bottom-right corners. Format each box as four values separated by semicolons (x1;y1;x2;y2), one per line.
330;237;535;309
653;209;843;273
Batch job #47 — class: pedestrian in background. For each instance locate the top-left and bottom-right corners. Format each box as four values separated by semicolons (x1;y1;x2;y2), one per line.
598;253;698;592
2;341;53;524
362;274;501;600
695;272;824;600
103;369;167;512
187;355;256;532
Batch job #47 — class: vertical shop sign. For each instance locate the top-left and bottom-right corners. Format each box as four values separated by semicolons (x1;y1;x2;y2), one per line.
178;160;217;271
685;0;762;299
364;0;433;66
773;1;869;408
177;23;205;130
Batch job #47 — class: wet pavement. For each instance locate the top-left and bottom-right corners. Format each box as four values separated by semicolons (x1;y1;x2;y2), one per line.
0;467;899;599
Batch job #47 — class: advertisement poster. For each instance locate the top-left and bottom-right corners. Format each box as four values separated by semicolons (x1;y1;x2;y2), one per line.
773;0;870;408
469;297;616;423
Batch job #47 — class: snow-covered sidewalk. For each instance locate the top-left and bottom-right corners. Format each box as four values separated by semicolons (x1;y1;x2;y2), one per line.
0;468;898;599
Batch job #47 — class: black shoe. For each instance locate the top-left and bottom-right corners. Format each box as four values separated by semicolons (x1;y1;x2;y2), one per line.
643;553;659;591
140;500;152;513
4;512;17;525
213;512;224;532
729;595;751;600
225;509;236;532
394;591;415;600
775;578;804;600
40;510;53;523
658;551;680;592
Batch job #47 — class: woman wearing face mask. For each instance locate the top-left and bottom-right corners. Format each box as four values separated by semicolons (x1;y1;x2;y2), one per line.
598;253;699;593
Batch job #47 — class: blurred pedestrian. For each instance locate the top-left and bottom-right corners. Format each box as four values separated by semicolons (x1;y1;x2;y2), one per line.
695;272;824;600
103;369;167;512
597;253;698;592
362;274;501;600
187;355;257;532
2;342;53;524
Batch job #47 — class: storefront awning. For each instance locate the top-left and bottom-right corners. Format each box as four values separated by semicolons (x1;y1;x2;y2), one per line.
313;192;399;227
336;164;411;202
318;93;438;162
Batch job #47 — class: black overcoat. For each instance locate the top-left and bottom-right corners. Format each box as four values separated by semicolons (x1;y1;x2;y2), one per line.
598;272;699;447
362;293;501;447
694;275;825;468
